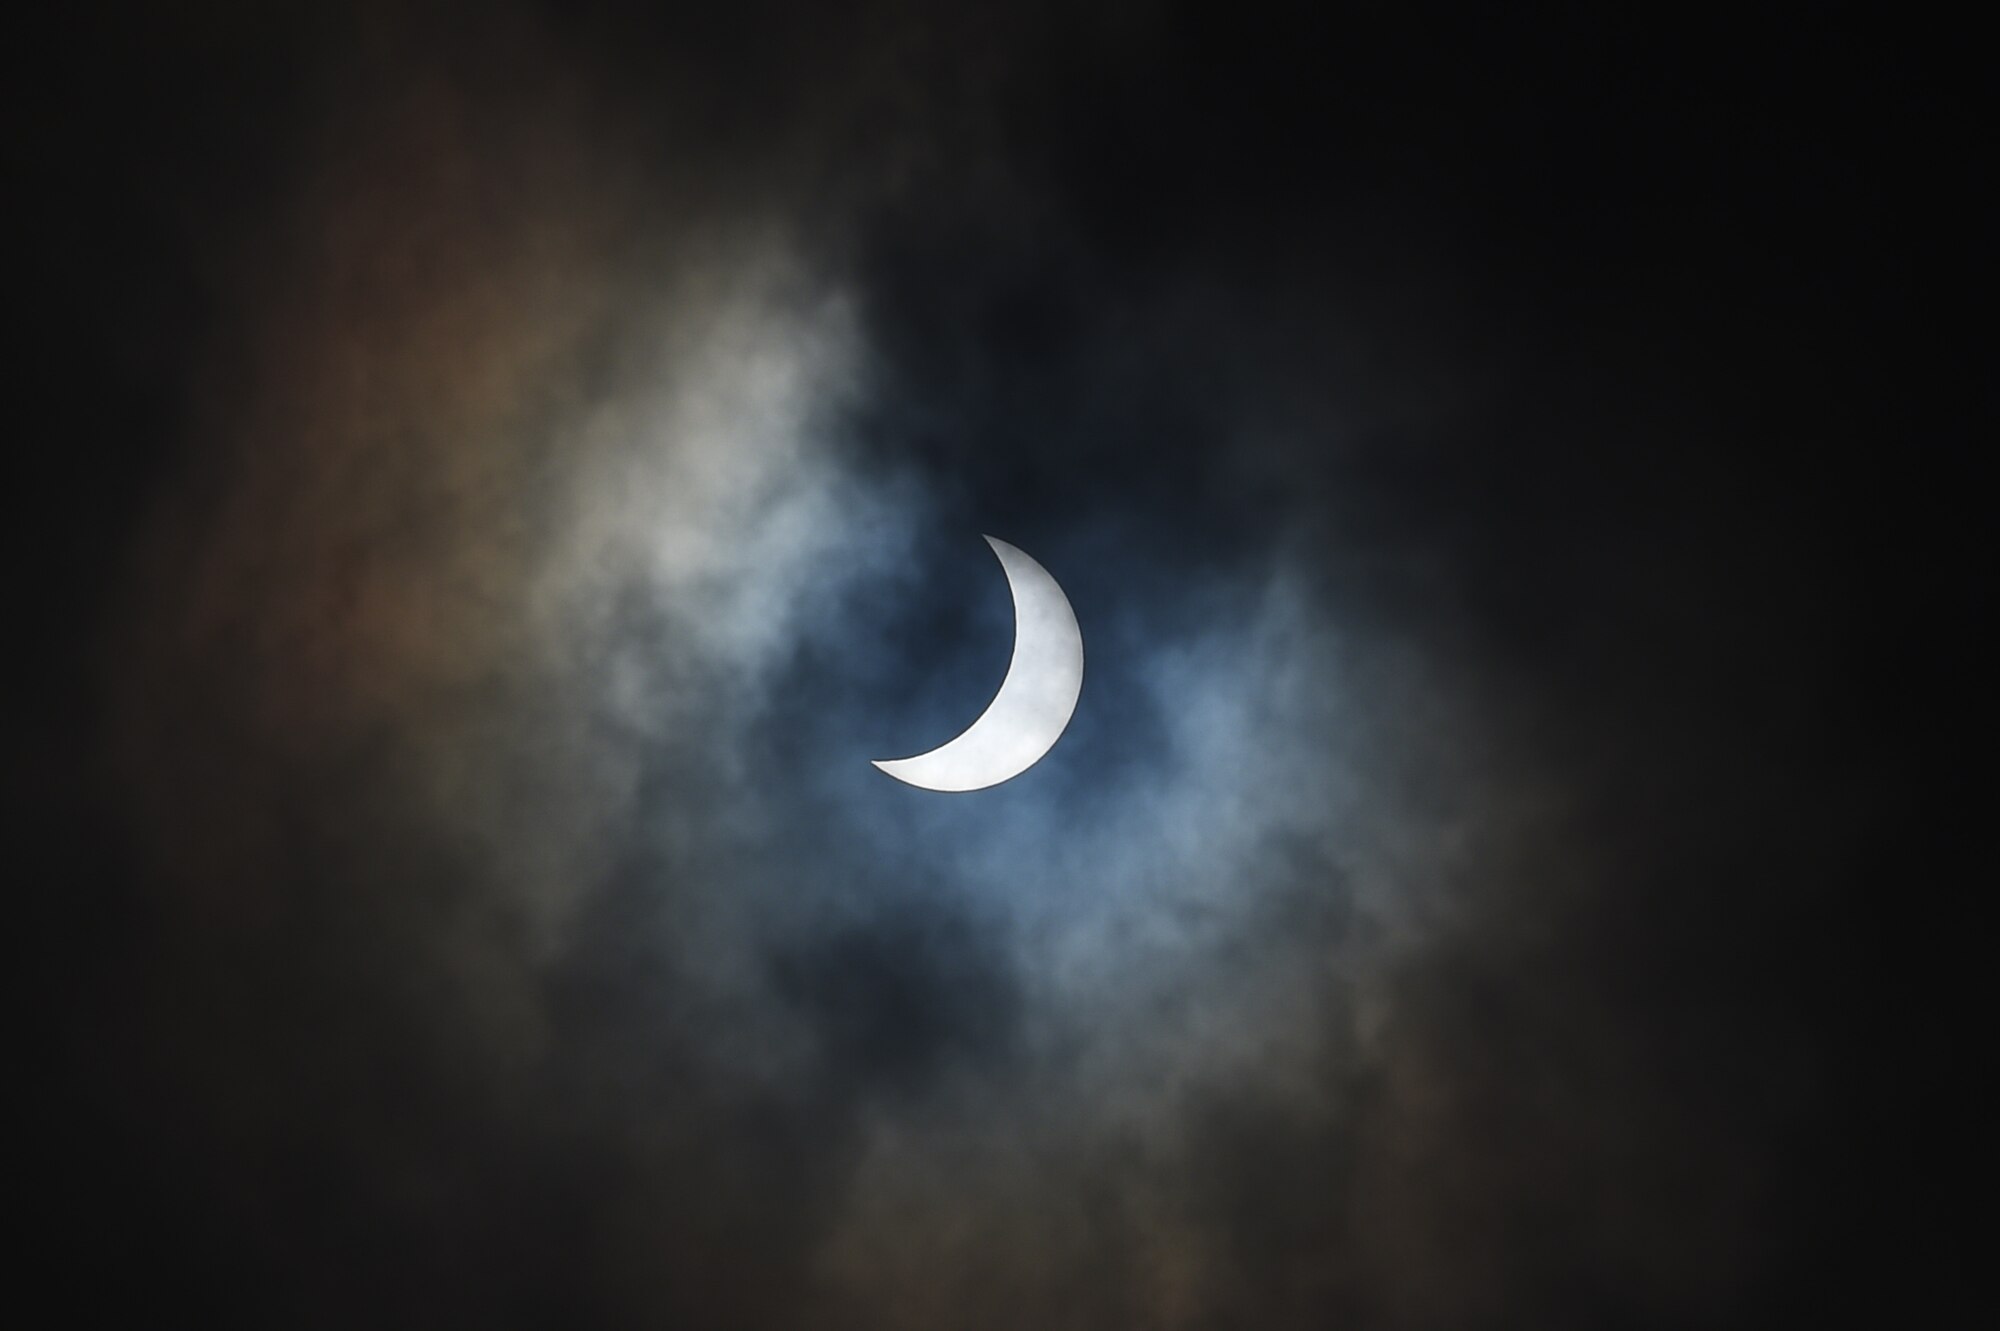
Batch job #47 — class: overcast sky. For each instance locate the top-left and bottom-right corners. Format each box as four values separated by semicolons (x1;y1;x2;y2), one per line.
18;5;1953;1327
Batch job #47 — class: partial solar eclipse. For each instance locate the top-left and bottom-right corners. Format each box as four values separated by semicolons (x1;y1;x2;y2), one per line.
873;536;1084;792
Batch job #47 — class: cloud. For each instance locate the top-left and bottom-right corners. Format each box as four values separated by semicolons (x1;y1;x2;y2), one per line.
38;4;1880;1327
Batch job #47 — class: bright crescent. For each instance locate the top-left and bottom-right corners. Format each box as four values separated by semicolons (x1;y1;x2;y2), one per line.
872;536;1084;792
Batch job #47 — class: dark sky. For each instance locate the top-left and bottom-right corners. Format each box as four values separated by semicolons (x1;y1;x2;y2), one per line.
17;4;1955;1327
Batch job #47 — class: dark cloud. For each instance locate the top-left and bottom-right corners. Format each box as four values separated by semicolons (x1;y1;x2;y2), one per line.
771;898;1023;1096
20;3;1941;1327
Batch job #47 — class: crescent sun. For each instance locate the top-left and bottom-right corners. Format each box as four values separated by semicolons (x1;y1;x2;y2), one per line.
872;535;1084;792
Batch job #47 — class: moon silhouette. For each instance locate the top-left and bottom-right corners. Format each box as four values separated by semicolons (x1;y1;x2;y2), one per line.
873;536;1084;792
